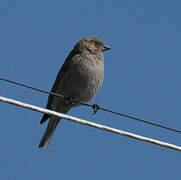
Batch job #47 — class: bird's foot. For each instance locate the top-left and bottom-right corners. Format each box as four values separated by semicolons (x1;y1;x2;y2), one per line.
92;104;100;114
67;97;78;106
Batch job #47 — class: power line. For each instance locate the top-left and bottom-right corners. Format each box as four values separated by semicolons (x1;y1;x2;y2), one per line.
1;76;181;134
0;95;181;152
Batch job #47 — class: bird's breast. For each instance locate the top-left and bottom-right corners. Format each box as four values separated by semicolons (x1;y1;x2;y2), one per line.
57;55;104;103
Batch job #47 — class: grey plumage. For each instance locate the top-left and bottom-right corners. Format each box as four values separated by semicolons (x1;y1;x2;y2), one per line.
39;36;110;150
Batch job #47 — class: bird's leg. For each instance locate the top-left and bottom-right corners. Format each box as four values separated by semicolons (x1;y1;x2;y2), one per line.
92;104;100;114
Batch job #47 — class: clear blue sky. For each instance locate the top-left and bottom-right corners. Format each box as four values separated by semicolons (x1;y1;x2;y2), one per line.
1;0;181;179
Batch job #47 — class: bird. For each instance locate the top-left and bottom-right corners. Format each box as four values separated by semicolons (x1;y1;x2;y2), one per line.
39;36;111;150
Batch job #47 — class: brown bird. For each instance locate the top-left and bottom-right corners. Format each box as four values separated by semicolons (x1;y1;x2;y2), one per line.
39;36;111;150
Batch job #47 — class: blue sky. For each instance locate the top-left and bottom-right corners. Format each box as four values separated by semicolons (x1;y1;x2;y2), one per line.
1;0;181;179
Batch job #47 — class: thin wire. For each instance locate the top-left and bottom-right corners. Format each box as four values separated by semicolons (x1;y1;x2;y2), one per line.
1;76;181;134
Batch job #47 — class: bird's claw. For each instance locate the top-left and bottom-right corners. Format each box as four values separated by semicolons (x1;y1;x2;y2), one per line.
67;97;78;106
92;104;100;114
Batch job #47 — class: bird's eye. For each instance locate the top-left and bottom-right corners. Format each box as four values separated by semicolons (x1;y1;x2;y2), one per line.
94;41;101;48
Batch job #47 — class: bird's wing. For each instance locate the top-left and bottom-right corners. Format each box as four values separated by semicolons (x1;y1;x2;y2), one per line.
40;49;80;124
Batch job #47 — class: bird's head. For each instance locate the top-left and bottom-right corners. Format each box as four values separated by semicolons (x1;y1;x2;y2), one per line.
74;36;111;54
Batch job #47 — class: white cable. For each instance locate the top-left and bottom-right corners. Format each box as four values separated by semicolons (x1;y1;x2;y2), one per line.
0;95;181;152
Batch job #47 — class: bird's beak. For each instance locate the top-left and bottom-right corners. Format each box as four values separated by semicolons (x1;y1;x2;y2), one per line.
103;45;111;51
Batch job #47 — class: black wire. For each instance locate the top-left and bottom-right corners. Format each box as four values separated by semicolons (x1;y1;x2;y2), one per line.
1;76;181;134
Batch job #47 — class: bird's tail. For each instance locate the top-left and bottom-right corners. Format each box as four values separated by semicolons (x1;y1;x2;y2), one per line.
39;117;60;150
